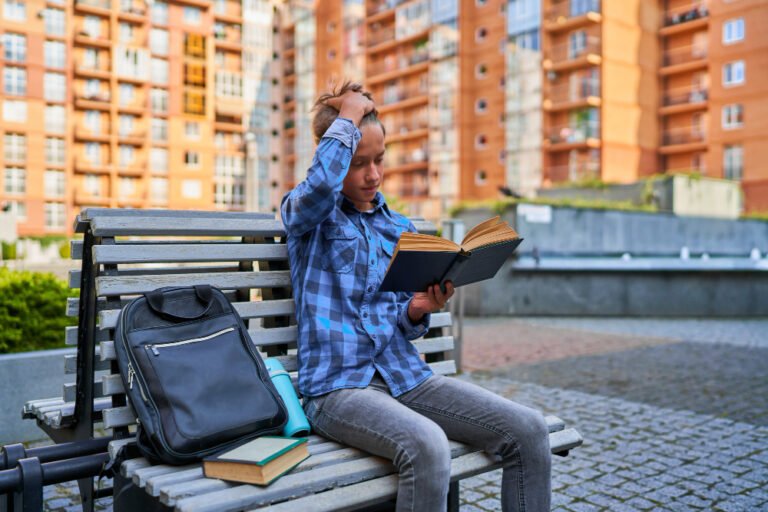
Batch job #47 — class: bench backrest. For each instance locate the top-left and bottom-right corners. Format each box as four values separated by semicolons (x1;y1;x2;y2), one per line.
67;209;456;436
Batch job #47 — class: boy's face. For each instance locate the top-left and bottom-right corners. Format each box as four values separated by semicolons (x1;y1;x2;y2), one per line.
342;122;385;211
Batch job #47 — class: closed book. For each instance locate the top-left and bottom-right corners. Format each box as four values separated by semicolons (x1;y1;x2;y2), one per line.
203;436;309;486
379;216;523;293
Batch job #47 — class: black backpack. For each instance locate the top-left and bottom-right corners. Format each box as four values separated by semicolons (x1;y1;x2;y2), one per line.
114;285;288;465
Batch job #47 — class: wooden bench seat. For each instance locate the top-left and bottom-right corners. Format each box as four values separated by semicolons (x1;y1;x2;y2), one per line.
22;208;582;512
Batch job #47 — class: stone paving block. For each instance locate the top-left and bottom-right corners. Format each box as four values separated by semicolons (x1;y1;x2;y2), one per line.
460;489;486;503
567;501;601;512
625;497;657;510
475;497;503;511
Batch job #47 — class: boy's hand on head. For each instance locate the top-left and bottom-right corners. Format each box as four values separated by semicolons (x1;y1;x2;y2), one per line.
325;90;375;127
407;282;455;324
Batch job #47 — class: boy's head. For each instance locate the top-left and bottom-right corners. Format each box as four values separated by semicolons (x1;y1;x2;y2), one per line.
313;82;387;211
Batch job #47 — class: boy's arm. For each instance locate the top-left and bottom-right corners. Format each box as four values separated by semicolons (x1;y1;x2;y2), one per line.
280;119;360;237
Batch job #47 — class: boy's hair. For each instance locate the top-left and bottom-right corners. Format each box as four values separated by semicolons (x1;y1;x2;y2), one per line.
312;81;386;144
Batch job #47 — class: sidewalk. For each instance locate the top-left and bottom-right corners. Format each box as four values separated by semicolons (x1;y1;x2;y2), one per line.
458;317;768;512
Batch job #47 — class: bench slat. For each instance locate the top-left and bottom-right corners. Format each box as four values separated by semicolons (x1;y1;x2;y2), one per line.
96;271;292;296
93;244;289;264
80;208;274;222
102;404;136;430
90;217;285;237
65;353;109;374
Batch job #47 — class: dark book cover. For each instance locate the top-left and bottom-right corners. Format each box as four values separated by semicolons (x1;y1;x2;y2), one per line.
379;238;523;293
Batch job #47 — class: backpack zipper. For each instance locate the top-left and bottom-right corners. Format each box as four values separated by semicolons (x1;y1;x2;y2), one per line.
145;327;235;356
127;362;148;402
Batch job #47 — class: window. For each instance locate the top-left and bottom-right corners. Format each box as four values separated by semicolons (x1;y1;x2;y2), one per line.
83;48;99;69
151;0;168;25
475;134;488;149
84;142;101;164
83;15;101;38
150;28;169;55
119;83;135;106
214;155;245;208
150;88;168;113
84;174;101;196
184;90;205;115
185;122;200;139
44;72;66;101
3;100;26;122
84;79;101;98
475;63;488;79
215;71;242;97
475;170;487;185
4;167;25;194
45;138;65;165
569;31;587;59
44;170;65;198
3;67;25;95
43;8;65;35
150;177;168;204
84;110;101;133
722;104;744;130
3;33;26;62
3;0;25;22
151;118;168;141
185;151;200;168
151;58;169;84
119;145;134;167
117;48;148;80
44;202;65;229
723;61;745;86
119;115;135;136
151;147;168;172
184;63;205;85
183;6;202;25
475;98;488;114
723;18;744;44
45;105;65;133
4;133;25;162
44;41;66;69
184;33;205;57
475;27;487;43
181;179;202;199
119;177;137;198
723;145;743;181
119;22;133;43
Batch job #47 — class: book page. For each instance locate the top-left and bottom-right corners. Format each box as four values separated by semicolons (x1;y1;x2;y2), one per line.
398;232;459;252
461;216;502;244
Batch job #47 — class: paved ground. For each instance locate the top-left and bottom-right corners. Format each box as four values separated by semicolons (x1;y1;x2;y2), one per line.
32;316;768;511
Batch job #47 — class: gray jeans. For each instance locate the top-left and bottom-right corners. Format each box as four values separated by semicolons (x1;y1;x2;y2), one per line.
303;374;551;512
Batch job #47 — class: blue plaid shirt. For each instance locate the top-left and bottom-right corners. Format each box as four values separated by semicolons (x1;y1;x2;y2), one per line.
281;118;433;398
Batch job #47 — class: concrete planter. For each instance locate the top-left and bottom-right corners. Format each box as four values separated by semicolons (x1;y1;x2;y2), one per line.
0;348;74;444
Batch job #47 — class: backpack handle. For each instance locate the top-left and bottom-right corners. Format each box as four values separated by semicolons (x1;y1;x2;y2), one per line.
145;285;215;322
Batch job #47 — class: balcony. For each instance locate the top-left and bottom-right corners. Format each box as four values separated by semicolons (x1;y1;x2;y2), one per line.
75;0;111;15
74;157;110;174
73;29;111;48
75;128;110;143
547;161;601;182
663;3;708;29
118;5;146;21
661;126;706;150
75;92;112;110
545;0;602;32
546;122;600;150
215;116;244;132
545;79;600;110
661;45;707;74
544;37;601;71
75;190;111;206
660;86;708;115
377;87;429;114
213;2;242;23
214;27;242;52
367;25;396;47
74;61;111;79
117;130;147;145
116;161;146;176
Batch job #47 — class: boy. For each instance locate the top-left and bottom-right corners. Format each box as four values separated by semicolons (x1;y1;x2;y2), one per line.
281;83;551;511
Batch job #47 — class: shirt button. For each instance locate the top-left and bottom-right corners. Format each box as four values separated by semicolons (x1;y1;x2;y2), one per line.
370;259;375;265
367;286;373;292
363;312;368;318
367;235;371;240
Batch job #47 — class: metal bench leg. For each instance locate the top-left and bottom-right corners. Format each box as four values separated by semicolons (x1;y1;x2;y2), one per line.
447;481;459;512
15;458;43;512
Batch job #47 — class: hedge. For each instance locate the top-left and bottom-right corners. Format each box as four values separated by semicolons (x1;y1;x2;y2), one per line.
0;268;78;354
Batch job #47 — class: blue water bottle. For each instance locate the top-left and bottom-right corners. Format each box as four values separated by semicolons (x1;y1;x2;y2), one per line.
265;358;311;437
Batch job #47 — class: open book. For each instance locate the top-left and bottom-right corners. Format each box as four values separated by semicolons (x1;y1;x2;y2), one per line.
379;216;523;293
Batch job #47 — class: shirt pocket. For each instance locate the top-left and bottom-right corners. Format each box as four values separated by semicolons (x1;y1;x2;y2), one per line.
321;224;359;274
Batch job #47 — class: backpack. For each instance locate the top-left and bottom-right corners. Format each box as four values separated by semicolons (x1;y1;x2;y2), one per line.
114;285;288;465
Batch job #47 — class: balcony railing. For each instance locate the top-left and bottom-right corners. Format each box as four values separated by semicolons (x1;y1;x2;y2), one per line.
547;161;601;182
75;0;111;9
368;49;429;77
381;86;429;106
547;0;601;23
367;0;407;16
367;26;396;47
76;92;111;102
547;37;601;63
549;79;600;104
384;114;430;135
663;45;707;67
663;127;705;146
662;86;708;107
665;3;708;27
548;121;600;144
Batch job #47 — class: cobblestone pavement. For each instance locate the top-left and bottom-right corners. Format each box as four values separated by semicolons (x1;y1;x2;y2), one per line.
35;317;768;511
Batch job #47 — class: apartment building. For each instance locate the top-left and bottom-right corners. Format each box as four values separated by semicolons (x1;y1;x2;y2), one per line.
541;0;768;212
0;0;272;236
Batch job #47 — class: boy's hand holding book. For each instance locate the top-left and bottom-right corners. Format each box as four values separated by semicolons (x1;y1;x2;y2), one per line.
408;282;455;323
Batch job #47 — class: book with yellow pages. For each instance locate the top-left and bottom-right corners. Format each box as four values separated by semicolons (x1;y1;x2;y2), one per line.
202;436;309;486
379;216;523;293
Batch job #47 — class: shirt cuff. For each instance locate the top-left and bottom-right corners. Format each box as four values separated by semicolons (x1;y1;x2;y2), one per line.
399;297;431;340
322;118;361;155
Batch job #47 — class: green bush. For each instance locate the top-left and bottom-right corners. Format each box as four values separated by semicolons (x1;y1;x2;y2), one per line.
1;241;17;260
0;268;78;354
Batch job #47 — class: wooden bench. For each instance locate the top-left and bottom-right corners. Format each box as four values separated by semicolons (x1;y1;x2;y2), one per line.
23;208;582;512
